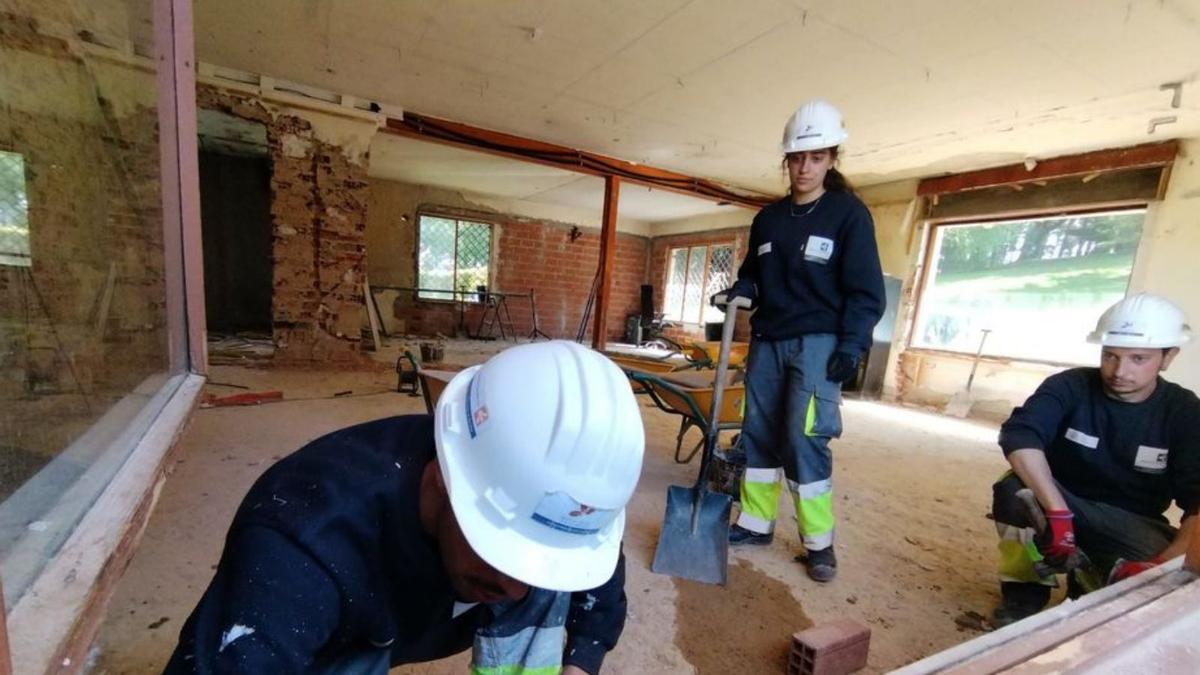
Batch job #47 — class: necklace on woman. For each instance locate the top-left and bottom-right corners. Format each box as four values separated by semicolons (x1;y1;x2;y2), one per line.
789;195;822;218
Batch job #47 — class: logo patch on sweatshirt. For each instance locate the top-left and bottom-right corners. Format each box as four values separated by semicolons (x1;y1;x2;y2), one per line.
804;235;834;263
1134;445;1168;473
758;242;772;256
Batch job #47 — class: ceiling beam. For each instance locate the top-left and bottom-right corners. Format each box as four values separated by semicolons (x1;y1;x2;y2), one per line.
918;141;1179;196
382;112;774;210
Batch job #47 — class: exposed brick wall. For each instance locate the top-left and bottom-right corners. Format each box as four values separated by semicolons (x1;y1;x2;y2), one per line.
197;86;370;364
0;16;167;408
392;210;648;343
648;227;752;343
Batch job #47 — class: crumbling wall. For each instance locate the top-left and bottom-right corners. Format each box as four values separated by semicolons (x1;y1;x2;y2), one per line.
196;85;374;363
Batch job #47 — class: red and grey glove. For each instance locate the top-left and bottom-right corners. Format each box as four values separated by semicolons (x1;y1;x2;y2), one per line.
1108;557;1164;585
1038;509;1076;562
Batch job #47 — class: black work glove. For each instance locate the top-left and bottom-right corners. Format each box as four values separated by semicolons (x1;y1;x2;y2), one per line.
710;285;754;308
825;351;860;383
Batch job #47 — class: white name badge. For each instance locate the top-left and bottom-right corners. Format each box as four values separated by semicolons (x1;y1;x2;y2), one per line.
758;242;772;256
1064;427;1099;449
804;235;834;262
1134;445;1169;473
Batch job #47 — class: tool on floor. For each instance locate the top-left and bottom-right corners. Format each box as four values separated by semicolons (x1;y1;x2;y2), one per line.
396;350;421;396
650;294;750;585
943;328;991;418
1014;488;1093;580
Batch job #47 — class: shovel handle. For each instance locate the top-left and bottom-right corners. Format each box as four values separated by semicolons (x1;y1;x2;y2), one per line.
695;296;751;492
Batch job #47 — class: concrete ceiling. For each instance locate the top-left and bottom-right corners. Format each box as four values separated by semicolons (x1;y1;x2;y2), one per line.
194;0;1200;213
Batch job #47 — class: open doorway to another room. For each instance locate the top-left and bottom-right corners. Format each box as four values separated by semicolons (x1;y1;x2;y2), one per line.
196;110;273;359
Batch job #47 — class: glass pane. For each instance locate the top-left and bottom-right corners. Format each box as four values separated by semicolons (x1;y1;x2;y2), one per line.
1;0;176;609
455;220;491;303
664;248;688;321
0;151;30;267
417;215;457;301
682;245;706;324
701;244;734;324
913;210;1144;364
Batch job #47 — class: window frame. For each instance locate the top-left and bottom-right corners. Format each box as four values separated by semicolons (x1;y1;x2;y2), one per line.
908;204;1147;367
413;211;496;304
663;241;736;326
0;1;207;672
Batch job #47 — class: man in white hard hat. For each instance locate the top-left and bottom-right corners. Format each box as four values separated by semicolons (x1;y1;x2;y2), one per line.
990;293;1200;627
164;341;644;674
717;99;885;582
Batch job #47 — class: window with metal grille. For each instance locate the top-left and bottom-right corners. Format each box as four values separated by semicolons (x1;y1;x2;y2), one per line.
0;150;31;267
417;214;493;302
664;243;735;325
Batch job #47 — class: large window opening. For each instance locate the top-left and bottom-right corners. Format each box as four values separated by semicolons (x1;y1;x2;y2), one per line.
913;209;1144;365
417;214;493;302
663;243;734;325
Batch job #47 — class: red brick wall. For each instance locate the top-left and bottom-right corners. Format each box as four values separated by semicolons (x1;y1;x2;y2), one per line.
648;227;753;343
395;215;649;343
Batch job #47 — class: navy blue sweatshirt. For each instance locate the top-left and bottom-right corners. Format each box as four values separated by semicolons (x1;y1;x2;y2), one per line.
163;416;625;674
730;191;885;355
999;368;1200;519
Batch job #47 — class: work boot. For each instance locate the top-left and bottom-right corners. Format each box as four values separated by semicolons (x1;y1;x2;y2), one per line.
728;525;773;546
991;582;1051;628
797;546;837;582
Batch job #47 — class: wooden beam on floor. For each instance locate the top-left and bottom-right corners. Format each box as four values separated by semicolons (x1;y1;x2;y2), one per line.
383;112;772;210
917;140;1179;196
592;176;620;351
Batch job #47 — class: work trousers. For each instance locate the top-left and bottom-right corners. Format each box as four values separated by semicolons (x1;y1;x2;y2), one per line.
736;334;843;550
993;472;1176;594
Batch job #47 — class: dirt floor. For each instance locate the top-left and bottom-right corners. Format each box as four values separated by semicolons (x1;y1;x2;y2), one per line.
93;340;1014;674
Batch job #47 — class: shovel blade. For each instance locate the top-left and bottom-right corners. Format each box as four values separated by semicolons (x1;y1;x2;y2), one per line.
943;390;973;418
650;485;733;585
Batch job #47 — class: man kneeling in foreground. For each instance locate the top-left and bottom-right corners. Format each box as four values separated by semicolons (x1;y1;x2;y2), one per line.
165;340;644;674
991;293;1199;627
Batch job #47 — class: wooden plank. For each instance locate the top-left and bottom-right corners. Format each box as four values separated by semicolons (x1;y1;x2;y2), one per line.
93;262;116;336
591;176;620;350
383;113;772;210
917;141;1179;196
892;559;1188;675
7;374;205;675
363;275;382;351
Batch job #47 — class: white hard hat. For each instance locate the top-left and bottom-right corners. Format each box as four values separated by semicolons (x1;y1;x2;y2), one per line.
1087;293;1192;348
433;340;644;592
781;100;848;154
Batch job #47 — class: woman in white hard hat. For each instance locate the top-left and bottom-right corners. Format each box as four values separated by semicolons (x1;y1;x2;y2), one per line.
165;341;644;674
716;100;885;582
990;293;1200;626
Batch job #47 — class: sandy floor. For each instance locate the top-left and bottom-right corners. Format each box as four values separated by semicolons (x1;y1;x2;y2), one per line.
93;349;1012;674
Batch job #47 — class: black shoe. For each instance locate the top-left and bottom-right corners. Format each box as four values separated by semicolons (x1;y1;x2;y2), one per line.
991;582;1050;628
728;525;773;546
796;546;837;582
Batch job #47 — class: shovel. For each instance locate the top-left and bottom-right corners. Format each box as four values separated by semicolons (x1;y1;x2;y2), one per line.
651;294;751;585
944;328;991;418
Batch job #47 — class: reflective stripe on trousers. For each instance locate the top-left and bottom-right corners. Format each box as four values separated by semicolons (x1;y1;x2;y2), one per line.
735;334;842;549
